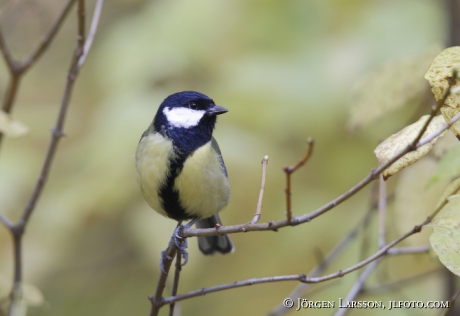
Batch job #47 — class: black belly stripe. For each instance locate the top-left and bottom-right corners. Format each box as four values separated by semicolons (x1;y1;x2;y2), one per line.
159;150;193;221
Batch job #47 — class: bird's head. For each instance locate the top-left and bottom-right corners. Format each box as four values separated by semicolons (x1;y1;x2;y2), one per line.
153;91;228;152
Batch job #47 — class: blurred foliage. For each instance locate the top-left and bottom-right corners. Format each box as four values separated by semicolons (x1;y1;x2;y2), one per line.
0;0;454;315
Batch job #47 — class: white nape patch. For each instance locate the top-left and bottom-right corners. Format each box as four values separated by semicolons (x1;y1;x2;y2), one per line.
163;107;206;129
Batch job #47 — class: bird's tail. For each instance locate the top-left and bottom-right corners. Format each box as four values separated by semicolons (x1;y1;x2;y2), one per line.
196;214;234;255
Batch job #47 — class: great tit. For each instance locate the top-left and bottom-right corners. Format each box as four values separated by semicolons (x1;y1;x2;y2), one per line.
135;91;234;255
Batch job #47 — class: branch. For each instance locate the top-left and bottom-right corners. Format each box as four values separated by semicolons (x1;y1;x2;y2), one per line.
18;0;86;228
182;102;460;239
269;203;376;316
386;245;430;255
169;251;182;316
283;138;314;223
334;260;381;316
0;213;13;229
78;0;104;68
0;1;105;314
173;230;407;303
162;181;458;306
0;27;16;72
251;156;268;224
0;0;78;152
410;76;454;149
19;0;78;74
441;286;460;316
149;240;178;316
378;175;386;249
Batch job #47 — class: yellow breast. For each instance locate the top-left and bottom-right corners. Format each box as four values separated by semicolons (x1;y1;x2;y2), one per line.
135;133;230;219
135;132;174;217
174;141;230;218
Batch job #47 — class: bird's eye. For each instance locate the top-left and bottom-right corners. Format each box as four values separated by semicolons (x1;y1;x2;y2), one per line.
189;102;198;110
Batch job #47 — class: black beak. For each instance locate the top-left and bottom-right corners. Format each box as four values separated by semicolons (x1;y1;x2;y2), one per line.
206;105;228;116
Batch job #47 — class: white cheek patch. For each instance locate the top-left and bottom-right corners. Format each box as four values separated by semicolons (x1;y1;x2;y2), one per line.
163;107;206;129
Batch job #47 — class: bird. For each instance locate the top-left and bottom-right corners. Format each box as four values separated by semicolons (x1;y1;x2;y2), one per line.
135;91;234;260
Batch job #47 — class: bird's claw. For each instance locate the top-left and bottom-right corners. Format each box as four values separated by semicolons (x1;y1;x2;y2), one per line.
173;224;189;265
159;224;191;273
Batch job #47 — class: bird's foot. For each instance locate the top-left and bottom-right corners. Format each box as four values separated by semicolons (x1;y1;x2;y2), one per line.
173;224;190;266
159;219;198;273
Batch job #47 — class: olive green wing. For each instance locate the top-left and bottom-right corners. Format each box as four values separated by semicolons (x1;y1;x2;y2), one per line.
211;136;228;178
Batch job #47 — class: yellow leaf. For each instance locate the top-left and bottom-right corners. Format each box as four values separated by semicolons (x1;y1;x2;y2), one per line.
440;106;460;139
435;177;460;209
374;115;446;179
430;197;460;276
425;46;460;138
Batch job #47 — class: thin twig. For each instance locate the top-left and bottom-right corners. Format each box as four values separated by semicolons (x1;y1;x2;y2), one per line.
1;1;106;314
0;213;13;229
20;0;78;74
378;175;386;249
334;260;381;316
169;251;182;316
386;245;430;255
0;0;78;151
0;27;16;71
269;204;376;316
441;286;460;316
78;0;104;68
283;138;314;223
149;240;178;316
19;0;86;228
182;105;460;239
410;76;454;149
251;156;269;224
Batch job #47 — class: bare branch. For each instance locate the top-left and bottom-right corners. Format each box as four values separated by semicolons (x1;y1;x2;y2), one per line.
0;0;78;152
0;213;13;229
78;0;104;68
441;286;460;316
386;245;430;255
19;0;86;227
334;260;381;316
251;156;268;224
0;27;16;72
163;226;409;305
378;175;386;249
269;204;376;316
163;180;458;306
20;0;78;74
169;251;182;316
149;240;178;316
283;138;314;223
